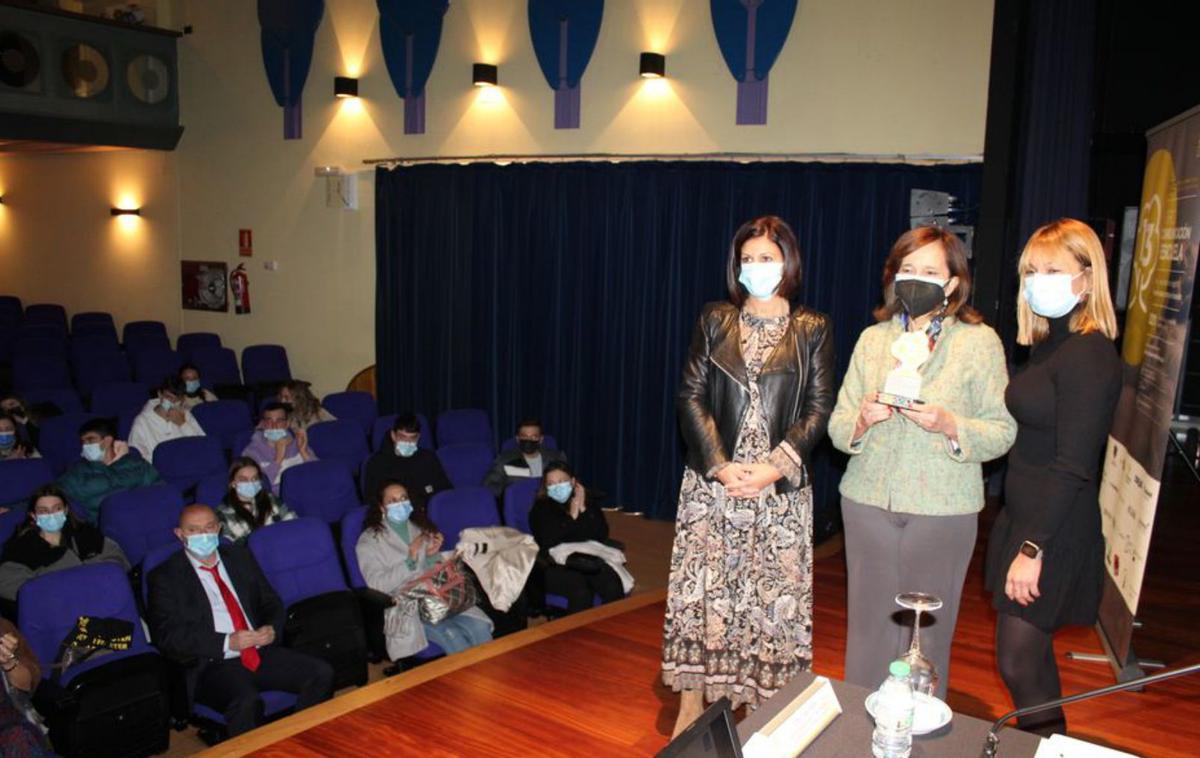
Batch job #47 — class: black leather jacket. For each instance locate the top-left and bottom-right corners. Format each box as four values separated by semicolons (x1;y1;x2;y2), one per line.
678;301;836;493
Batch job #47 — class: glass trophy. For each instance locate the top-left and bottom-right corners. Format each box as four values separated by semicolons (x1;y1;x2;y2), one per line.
877;330;930;409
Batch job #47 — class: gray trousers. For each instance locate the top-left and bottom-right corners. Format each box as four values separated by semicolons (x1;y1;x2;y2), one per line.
841;497;977;699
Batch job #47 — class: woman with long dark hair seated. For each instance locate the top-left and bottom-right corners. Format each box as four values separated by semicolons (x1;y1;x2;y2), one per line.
356;481;492;661
0;484;129;602
528;461;625;614
216;457;298;543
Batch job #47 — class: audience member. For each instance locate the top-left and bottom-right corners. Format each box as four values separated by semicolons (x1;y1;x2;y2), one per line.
277;381;335;430
129;376;206;460
362;412;451;508
528;462;624;614
0;484;129;601
484;417;567;497
57;418;161;522
179;364;219;410
0;412;37;461
356;481;493;661
0;395;39;451
147;505;334;737
0;617;52;753
240;403;316;495
216;457;298;543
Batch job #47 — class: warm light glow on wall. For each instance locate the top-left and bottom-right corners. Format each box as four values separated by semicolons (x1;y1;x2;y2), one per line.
466;2;516;64
474;83;507;108
639;77;672;99
329;3;375;78
339;95;365;116
111;192;143;233
637;0;685;52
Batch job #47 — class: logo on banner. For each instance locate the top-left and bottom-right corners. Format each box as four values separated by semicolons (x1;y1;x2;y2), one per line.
1123;150;1176;366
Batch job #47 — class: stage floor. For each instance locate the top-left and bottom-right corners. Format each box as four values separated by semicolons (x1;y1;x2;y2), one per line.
203;589;1200;757
202;460;1200;757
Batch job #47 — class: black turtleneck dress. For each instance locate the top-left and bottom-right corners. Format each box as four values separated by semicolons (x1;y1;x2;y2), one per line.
985;315;1121;631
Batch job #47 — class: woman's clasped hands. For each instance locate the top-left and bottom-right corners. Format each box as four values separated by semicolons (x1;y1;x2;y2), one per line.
716;462;782;499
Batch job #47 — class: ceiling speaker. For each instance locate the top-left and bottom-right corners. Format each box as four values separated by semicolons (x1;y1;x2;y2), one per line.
61;42;109;98
0;31;40;89
126;53;169;104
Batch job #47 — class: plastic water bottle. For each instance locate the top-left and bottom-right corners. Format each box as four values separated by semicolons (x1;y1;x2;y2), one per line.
871;660;915;758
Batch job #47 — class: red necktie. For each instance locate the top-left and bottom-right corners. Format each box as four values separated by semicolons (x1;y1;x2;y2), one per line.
199;564;261;672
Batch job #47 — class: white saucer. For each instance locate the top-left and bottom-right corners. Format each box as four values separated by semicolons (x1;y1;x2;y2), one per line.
865;691;953;736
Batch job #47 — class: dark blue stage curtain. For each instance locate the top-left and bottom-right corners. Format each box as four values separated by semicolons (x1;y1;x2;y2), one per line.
376;161;981;532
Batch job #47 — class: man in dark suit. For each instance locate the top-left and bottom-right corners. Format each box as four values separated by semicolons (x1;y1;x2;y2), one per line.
483;417;568;497
147;505;333;736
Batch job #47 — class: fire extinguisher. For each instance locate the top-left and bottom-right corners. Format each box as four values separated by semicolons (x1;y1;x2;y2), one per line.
230;264;251;315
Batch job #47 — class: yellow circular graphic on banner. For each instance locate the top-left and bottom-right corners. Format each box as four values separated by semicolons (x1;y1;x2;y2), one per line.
1122;149;1177;366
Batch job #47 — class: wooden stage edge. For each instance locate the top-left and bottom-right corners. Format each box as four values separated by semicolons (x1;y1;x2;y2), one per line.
200;590;669;757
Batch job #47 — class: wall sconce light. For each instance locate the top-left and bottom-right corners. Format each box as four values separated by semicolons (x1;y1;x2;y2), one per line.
472;63;498;87
334;76;359;98
110;207;141;217
639;52;666;79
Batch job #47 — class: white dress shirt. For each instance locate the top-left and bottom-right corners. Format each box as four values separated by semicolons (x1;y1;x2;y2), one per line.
185;549;253;659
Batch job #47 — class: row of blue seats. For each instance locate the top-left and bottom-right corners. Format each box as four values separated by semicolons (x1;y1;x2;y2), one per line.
0;299;125;332
5;333;293;397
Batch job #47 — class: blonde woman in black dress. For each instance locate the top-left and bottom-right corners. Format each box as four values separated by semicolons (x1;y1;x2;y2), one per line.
986;219;1120;735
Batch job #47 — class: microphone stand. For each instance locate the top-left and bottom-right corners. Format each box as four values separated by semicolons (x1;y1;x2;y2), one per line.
981;662;1200;757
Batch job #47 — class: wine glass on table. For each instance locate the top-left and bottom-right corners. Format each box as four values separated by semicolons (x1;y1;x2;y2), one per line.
895;591;943;698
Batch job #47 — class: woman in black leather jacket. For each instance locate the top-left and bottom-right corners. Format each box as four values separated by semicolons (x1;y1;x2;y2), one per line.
662;215;835;736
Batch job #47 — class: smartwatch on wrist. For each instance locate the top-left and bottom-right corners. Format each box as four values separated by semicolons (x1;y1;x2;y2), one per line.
1019;540;1043;560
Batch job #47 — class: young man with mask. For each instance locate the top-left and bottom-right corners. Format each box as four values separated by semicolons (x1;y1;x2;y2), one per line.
239;403;316;496
129;376;206;460
361;412;451;507
56;417;162;522
483;418;568;498
147;505;333;737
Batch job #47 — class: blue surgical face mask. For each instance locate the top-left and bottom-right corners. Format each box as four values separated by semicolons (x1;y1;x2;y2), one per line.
185;379;201;394
36;511;67;533
394;441;418;458
81;442;104;462
738;262;784;301
547;482;574;504
160;397;176;411
263;428;289;443
0;432;15;450
186;532;219;558
235;480;262;499
1024;272;1084;319
385;500;413;523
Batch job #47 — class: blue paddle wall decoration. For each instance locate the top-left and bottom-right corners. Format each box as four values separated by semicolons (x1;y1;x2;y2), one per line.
710;0;797;125
378;0;450;135
258;0;325;139
528;0;604;129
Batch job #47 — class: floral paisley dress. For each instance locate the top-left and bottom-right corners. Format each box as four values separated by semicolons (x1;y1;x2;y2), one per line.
661;310;815;709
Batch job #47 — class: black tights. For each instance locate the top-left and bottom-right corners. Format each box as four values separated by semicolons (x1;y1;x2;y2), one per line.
995;613;1066;736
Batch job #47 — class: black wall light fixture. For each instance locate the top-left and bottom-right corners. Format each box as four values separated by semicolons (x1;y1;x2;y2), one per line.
639;52;666;79
473;63;498;87
334;76;359;98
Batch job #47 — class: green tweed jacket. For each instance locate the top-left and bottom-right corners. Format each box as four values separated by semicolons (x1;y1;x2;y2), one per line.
829;316;1016;515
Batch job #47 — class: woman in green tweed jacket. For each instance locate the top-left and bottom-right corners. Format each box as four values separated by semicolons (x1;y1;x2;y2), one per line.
829;227;1016;698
